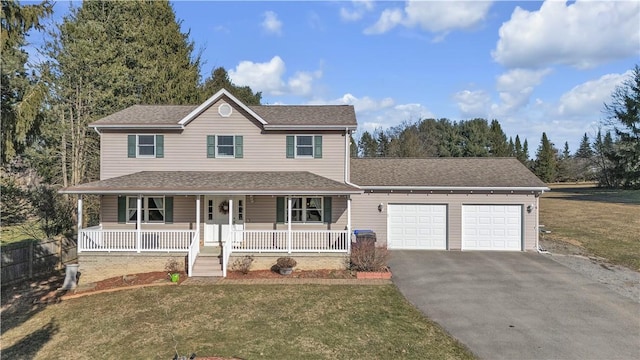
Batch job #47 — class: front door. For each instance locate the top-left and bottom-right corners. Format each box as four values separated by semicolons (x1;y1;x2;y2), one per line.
204;196;245;246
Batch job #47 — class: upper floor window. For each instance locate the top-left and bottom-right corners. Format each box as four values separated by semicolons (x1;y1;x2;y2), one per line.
217;135;235;157
128;134;164;158
207;135;243;158
286;135;322;159
137;135;156;157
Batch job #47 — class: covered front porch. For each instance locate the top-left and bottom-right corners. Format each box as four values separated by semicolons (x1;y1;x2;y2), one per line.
63;171;362;279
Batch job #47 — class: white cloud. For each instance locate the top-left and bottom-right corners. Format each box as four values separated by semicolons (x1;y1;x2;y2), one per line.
229;56;321;97
556;70;633;117
261;11;283;35
340;0;375;22
365;1;493;36
454;89;491;118
493;0;640;69
491;68;552;116
335;93;395;113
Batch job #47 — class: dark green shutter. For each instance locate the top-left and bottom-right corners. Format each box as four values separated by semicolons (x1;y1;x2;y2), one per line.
314;135;323;159
128;135;136;158
165;196;173;223
118;196;127;223
323;196;332;223
286;136;294;158
235;135;243;158
155;135;164;158
276;197;285;223
207;135;215;158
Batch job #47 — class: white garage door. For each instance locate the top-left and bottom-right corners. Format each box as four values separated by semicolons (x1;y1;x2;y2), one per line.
387;204;447;249
462;205;522;251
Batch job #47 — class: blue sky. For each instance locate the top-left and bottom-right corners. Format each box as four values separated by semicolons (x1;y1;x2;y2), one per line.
33;1;640;152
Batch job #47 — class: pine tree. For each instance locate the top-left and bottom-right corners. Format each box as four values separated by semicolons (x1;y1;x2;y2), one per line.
562;142;570;159
534;132;557;182
358;131;378;158
1;0;53;163
603;65;640;189
376;129;390;157
575;133;593;159
508;137;515;156
200;67;262;105
488;119;509;157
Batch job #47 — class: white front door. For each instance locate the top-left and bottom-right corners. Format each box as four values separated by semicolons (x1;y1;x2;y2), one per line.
204;196;245;246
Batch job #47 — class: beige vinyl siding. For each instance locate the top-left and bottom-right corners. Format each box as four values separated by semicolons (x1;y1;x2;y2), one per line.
351;191;539;251
101;195;348;232
99;99;347;182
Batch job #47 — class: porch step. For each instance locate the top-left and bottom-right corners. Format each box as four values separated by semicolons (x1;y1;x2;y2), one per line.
191;255;223;277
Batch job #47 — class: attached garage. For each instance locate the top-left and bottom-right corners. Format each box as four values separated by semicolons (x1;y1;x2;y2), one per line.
462;205;522;251
387;204;447;249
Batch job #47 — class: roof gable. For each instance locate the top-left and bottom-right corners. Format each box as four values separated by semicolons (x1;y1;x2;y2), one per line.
178;89;267;127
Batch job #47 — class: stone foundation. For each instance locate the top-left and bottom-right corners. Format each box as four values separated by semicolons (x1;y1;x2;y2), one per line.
230;253;348;271
78;252;187;284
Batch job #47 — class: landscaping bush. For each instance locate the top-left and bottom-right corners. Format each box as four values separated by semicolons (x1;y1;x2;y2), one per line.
231;255;254;274
350;243;390;272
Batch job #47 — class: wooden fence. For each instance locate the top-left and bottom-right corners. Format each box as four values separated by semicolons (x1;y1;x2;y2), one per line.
1;237;77;286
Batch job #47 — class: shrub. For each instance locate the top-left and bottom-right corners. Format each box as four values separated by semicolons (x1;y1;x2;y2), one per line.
276;257;297;268
231;255;254;274
350;243;390;272
164;257;181;274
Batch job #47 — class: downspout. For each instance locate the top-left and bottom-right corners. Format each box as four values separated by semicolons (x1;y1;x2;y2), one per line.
344;128;359;188
536;190;548;253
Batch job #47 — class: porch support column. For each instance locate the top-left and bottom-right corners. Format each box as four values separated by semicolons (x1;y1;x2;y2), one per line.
287;197;292;254
195;195;201;245
77;195;83;253
136;195;142;253
228;198;233;244
347;196;352;253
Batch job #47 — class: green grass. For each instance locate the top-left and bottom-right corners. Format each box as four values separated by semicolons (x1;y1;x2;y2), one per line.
541;186;640;271
0;285;475;359
1;222;45;245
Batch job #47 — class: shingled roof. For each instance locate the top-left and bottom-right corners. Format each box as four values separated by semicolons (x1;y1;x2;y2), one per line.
350;158;548;189
89;92;356;129
60;171;361;195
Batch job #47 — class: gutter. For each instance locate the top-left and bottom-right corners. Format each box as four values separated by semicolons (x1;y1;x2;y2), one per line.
361;186;550;192
344;127;360;189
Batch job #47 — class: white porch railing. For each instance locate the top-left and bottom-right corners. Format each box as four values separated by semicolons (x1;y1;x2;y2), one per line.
78;227;195;252
222;232;233;277
231;230;351;253
187;229;200;277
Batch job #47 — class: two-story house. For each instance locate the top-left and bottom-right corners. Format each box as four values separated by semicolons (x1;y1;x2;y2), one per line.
62;89;548;283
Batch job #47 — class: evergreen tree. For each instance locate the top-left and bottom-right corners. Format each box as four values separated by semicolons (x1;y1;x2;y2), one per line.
488;119;509;157
534;132;557;182
200;67;262;105
358;131;378;157
593;129;616;187
562;142;570;159
522;139;530;162
1;0;52;163
575;133;593;158
376;129;390;157
350;133;358;158
508;137;515;156
603;65;640;189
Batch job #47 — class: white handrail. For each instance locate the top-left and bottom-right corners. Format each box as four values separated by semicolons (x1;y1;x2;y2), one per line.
187;229;200;277
222;231;233;277
78;229;194;252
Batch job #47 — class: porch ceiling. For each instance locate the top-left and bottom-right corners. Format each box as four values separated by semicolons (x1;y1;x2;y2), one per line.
59;171;362;195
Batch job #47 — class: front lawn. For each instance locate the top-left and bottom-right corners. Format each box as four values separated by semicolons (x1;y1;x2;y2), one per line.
540;186;640;271
1;285;475;359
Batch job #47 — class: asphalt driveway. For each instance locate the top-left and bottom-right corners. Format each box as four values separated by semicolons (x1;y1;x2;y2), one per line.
389;251;640;360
